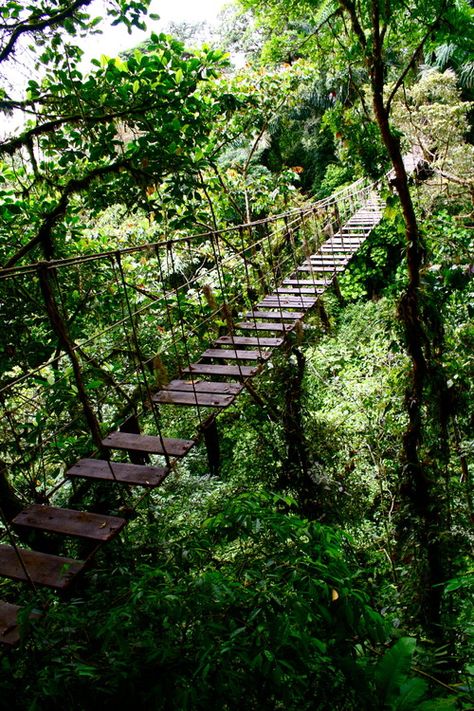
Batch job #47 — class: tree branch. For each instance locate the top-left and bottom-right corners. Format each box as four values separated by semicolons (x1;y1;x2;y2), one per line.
385;22;441;113
338;0;367;49
3;159;129;268
0;102;155;156
0;0;94;63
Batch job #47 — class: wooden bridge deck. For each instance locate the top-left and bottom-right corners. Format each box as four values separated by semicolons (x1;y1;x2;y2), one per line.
0;196;384;645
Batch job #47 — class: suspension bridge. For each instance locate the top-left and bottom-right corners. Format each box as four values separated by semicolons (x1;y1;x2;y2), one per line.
0;159;419;645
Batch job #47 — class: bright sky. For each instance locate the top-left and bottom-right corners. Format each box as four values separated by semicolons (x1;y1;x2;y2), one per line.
86;0;228;61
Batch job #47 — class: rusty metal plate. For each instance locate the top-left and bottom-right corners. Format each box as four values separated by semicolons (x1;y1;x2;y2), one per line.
67;459;168;487
0;545;84;589
13;505;126;542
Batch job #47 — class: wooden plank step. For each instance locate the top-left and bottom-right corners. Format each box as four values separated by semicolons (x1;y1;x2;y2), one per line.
102;432;194;458
282;279;330;286
308;254;349;262
201;348;271;361
261;302;316;310
298;265;344;272
322;235;362;242
153;390;235;407
13;505;126;542
183;363;258;377
320;245;359;252
259;295;316;303
274;287;323;295
0;601;22;646
0;544;84;590
345;221;376;225
163;380;243;395
328;236;365;242
322;242;362;248
245;310;305;319
335;227;371;231
237;321;296;332
67;459;168;487
214;335;284;347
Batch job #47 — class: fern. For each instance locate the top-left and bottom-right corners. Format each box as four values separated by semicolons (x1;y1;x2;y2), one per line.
375;637;417;707
459;60;474;89
312;0;339;28
434;43;457;70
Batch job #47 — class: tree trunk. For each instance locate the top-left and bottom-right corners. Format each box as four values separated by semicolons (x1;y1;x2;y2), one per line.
369;16;446;636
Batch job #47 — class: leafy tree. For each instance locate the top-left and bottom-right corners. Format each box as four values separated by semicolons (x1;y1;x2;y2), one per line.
241;0;474;636
391;68;474;206
0;3;226;267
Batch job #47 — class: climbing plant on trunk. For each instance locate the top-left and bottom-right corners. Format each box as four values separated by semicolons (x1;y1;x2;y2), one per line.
242;0;473;636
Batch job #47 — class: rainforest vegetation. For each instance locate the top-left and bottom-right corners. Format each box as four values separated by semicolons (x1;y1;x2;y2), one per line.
0;1;473;708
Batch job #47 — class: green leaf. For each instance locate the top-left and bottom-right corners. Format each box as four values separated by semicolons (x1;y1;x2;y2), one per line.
394;678;428;710
375;638;417;706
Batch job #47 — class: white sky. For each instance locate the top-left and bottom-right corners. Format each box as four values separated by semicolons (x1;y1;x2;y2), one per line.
86;0;228;61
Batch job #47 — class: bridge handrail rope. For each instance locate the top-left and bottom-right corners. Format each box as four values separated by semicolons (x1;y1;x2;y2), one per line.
0;147;424;645
0;210;308;399
0;174;385;506
0;177;376;281
0;185;390;644
0;170;385;456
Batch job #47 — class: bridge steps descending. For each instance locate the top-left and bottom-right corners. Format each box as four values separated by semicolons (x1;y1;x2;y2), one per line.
0;192;385;645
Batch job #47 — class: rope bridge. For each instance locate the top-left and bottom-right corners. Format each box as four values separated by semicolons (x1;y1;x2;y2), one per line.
0;175;387;645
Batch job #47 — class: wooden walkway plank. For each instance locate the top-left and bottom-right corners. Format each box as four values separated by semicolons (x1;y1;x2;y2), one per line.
102;432;194;457
13;505;126;542
236;321;296;332
259;295;317;303
244;310;305;319
297;264;344;272
201;348;271;361
67;459;168;487
326;237;364;244
282;278;331;286
162;380;243;395
308;255;349;263
214;335;284;347
274;287;323;295
183;363;258;377
0;601;22;646
0;545;85;590
153;390;236;407
320;245;360;252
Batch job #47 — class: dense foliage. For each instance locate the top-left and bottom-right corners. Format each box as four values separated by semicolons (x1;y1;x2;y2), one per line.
0;1;473;709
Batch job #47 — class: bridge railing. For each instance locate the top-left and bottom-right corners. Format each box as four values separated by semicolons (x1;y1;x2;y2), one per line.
0;176;377;504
